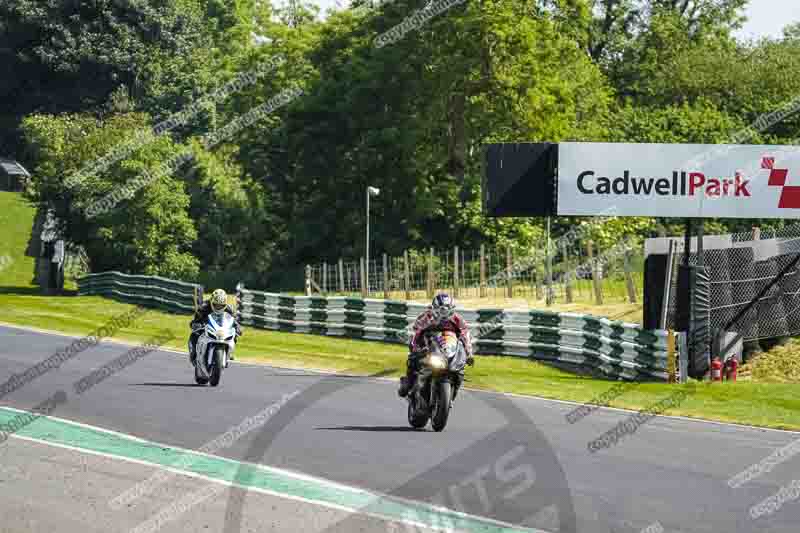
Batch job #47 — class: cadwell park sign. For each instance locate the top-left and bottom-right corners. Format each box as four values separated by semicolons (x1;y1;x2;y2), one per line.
482;141;800;220
557;142;800;219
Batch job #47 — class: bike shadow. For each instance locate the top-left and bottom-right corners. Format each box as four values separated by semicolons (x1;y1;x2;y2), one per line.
314;425;423;432
129;382;206;387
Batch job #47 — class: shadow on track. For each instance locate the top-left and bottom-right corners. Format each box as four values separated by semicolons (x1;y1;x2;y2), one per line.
129;382;205;387
258;373;397;379
315;425;423;432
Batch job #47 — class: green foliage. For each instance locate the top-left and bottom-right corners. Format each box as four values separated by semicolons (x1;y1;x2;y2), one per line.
607;9;800;141
7;0;800;291
21;112;199;280
607;99;747;144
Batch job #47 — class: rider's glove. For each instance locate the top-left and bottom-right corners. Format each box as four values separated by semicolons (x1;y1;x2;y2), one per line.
466;355;475;366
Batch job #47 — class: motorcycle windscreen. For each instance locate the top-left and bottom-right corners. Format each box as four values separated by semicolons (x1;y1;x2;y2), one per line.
441;332;467;371
209;311;227;324
209;312;234;330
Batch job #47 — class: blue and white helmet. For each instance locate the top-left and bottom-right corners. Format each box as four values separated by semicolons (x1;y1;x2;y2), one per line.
432;293;456;321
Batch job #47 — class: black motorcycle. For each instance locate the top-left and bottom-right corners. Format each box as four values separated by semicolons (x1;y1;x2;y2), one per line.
405;330;469;432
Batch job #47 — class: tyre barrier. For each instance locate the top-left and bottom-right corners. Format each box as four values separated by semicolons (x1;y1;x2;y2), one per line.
77;271;203;314
236;288;680;381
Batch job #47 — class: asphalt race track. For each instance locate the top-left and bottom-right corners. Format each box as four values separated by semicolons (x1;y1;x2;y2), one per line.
1;323;799;533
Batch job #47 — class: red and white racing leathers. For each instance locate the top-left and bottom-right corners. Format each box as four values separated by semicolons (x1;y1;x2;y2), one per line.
409;308;473;357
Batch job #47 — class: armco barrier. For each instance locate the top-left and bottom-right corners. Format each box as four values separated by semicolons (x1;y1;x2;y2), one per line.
236;288;681;381
77;271;203;314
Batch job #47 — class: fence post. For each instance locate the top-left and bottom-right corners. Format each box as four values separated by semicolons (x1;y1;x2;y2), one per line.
546;218;554;306
404;250;410;301
506;248;513;299
338;258;345;293
383;253;389;300
479;245;486;298
587;241;603;304
305;265;312;296
322;261;328;294
453;246;460;298
360;257;367;298
562;241;573;303
427;248;434;299
623;245;638;303
234;282;243;315
667;329;676;383
534;268;543;300
753;226;761;240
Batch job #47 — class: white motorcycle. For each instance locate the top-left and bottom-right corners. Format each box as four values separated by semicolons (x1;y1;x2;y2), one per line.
191;311;237;387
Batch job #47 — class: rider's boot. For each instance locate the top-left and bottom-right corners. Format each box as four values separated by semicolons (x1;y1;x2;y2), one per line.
188;336;197;366
398;362;416;398
452;372;464;402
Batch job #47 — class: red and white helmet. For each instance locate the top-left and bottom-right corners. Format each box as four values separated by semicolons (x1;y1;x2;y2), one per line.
432;293;456;321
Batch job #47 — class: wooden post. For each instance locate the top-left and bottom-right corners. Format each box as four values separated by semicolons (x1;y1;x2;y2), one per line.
534;244;543;300
534;269;543;300
427;248;434;299
623;245;638;303
479;244;486;298
383;253;389;300
338;258;345;293
453;246;460;298
322;262;328;295
404;250;410;301
562;241;573;304
546;217;553;306
667;329;676;383
360;257;367;297
305;265;312;296
587;241;603;304
506;248;513;299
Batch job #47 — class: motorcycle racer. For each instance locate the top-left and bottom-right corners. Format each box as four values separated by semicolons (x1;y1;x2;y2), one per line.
188;289;242;364
398;292;474;398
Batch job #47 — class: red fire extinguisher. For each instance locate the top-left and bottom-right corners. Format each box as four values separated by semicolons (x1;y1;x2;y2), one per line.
711;357;723;382
724;357;738;382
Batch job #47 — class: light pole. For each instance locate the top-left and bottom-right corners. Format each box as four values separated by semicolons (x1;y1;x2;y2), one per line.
366;186;380;294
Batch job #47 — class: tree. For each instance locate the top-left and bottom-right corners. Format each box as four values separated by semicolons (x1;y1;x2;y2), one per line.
21;111;200;279
233;0;612;279
587;0;747;63
0;0;254;156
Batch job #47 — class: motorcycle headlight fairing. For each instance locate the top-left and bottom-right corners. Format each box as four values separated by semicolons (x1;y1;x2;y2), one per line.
427;354;447;371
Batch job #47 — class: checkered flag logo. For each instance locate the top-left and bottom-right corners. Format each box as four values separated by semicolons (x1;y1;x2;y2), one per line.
764;156;799;208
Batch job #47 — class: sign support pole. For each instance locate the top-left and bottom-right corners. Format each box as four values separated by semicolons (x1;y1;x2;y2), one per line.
680;219;695;376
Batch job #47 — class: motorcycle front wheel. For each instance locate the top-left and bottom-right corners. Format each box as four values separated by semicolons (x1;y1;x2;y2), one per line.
209;346;224;387
431;381;451;432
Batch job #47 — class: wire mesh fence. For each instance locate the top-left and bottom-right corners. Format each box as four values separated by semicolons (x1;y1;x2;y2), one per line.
663;224;800;342
63;244;90;284
306;239;644;306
